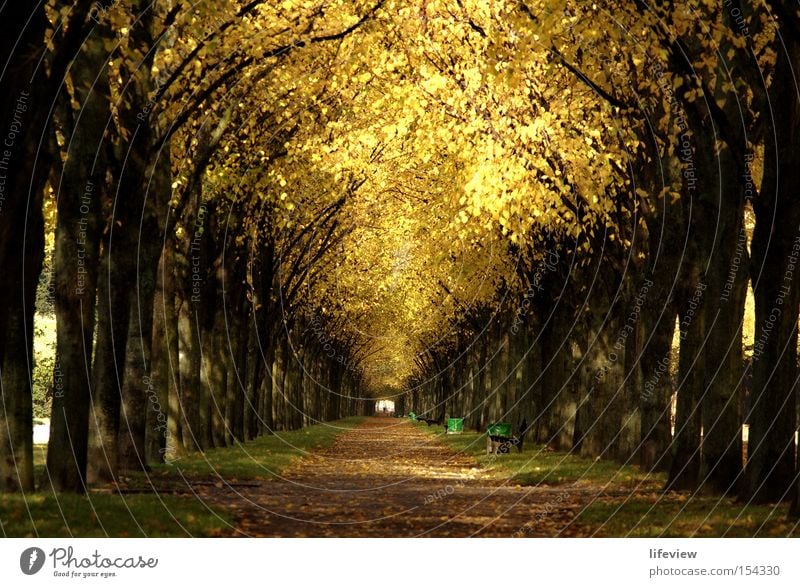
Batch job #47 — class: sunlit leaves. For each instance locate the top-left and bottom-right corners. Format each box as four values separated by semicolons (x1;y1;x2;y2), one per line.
114;0;779;393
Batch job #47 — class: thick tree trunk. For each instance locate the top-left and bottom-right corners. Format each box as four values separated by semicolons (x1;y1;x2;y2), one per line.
207;316;229;448
666;261;706;491
540;303;576;452
638;300;677;473
480;335;495;428
246;320;261;439
619;301;643;464
284;346;303;430
576;309;624;460
471;342;487;431
0;246;43;491
0;5;51;493
509;334;525;427
743;37;800;503
87;0;159;483
701;222;747;494
162;246;185;457
329;362;342;420
202;269;228;448
272;335;288;431
146;251;174;463
521;324;541;441
638;159;683;472
492;327;509;423
180;292;206;452
301;353;315;427
175;196;207;452
463;346;477;428
555;337;579;454
44;28;108;492
118;152;169;471
259;339;275;433
235;314;252;435
177;290;203;451
230;299;249;440
87;237;133;484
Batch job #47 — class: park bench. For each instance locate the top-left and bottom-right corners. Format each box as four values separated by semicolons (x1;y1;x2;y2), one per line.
486;419;528;455
408;411;443;425
446;417;464;434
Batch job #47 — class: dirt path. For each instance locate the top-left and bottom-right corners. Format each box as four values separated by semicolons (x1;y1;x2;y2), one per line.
191;417;593;537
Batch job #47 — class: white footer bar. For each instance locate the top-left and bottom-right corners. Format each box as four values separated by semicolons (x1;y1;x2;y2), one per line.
1;538;797;586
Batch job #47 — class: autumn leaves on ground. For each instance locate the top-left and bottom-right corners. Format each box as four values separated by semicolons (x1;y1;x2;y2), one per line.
4;417;794;537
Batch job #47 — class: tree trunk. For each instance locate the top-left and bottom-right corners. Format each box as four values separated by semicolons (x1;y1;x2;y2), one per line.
541;302;576;452
701;214;747;495
0;245;42;491
177;290;203;451
638;299;677;473
230;298;249;440
146;251;173;463
620;289;643;464
87;236;133;484
246;319;261;439
666;261;706;491
118;151;169;471
87;0;160;484
259;339;275;433
44;27;108;492
638;158;683;472
162;246;185;458
208;313;229;448
0;5;52;493
272;335;288;430
743;35;800;503
175;196;207;452
178;292;203;452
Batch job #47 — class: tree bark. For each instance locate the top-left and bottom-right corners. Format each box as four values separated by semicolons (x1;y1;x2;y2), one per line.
0;4;52;493
666;260;705;491
272;335;288;431
44;27;109;492
86;234;133;484
118;150;169;471
162;246;185;457
638;298;677;473
146;250;173;463
743;35;800;503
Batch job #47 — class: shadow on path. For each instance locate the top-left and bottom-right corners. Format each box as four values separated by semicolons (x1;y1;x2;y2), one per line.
191;417;593;536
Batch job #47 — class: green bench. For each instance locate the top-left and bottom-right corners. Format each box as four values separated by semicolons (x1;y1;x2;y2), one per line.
487;422;512;437
446;418;464;434
486;422;524;454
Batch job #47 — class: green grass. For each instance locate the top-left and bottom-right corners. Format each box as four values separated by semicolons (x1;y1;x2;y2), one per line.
0;493;232;537
12;417;365;537
414;421;799;537
156;417;366;480
577;495;799;537
415;422;663;491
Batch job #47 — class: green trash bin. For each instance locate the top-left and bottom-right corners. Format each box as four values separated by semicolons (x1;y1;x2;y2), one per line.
446;418;464;434
487;422;512;437
408;411;417;421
